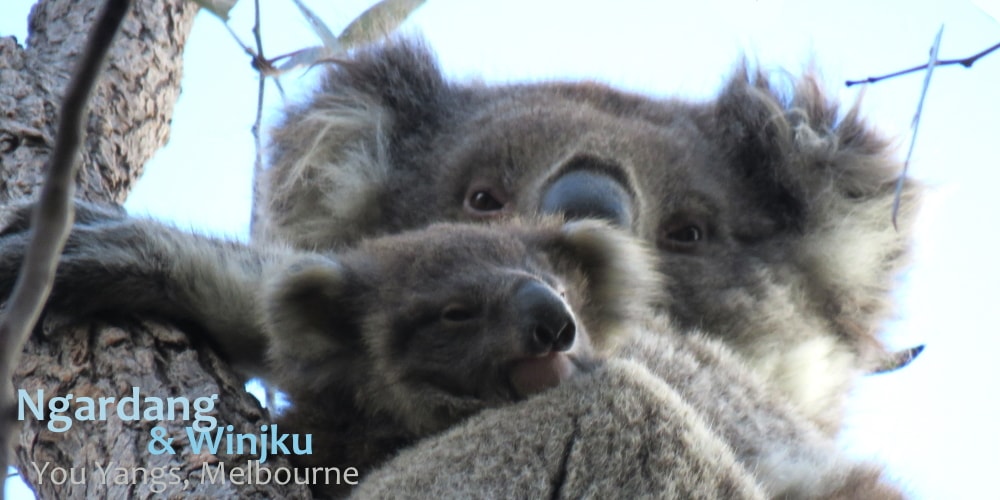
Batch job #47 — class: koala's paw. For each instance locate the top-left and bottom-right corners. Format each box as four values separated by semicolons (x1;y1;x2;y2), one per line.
0;200;129;309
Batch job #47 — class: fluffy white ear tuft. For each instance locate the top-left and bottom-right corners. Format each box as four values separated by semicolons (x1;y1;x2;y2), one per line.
559;219;664;350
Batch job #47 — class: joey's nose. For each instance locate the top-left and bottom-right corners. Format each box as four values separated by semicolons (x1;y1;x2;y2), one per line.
514;280;576;354
541;170;633;228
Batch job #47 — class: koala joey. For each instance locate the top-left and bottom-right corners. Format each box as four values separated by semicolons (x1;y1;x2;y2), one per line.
261;217;660;491
261;36;923;434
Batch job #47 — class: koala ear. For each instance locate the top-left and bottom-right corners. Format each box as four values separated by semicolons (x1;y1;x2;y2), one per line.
714;67;916;202
262;37;446;250
549;220;664;350
711;67;806;231
263;255;366;389
713;68;922;370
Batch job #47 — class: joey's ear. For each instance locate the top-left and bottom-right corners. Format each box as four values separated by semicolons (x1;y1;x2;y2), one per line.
261;36;447;250
549;220;663;350
263;255;365;386
714;68;923;370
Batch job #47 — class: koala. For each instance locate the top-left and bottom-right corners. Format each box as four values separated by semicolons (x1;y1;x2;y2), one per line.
261;36;921;434
261;217;660;496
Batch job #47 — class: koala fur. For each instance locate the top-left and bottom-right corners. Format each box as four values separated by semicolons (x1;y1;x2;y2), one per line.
358;337;902;499
261;37;920;435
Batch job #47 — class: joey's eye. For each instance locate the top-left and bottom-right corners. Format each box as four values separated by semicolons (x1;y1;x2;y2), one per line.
440;304;479;323
464;186;506;215
658;219;708;253
469;191;503;211
668;225;702;243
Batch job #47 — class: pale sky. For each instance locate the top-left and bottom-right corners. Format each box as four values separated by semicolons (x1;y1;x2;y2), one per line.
4;1;1000;498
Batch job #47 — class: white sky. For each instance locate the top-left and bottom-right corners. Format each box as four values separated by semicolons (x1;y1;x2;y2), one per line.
4;1;1000;498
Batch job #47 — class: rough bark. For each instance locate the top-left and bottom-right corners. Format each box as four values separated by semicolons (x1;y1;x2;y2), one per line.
2;0;309;497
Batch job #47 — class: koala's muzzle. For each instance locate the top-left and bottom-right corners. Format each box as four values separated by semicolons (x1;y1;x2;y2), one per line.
515;280;576;354
508;280;579;397
541;170;633;228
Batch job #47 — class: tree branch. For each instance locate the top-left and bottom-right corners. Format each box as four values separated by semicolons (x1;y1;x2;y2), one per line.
846;40;1000;87
0;0;132;497
5;1;310;495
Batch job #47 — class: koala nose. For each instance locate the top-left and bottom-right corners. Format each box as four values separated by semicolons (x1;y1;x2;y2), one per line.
541;170;633;228
514;280;576;354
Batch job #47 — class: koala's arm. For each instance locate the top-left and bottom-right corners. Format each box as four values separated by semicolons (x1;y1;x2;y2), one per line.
0;201;296;370
354;331;904;499
353;358;768;499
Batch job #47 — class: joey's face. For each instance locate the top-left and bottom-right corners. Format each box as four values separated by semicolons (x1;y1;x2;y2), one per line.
267;220;657;437
385;272;589;401
353;224;606;434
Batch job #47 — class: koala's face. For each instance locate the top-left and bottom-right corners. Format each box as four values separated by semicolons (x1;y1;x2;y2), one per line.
419;90;766;338
264;220;659;435
357;226;592;406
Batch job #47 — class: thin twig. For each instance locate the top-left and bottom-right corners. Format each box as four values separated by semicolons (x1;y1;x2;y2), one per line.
0;0;133;495
220;20;256;60
846;40;1000;86
248;0;266;239
893;26;943;229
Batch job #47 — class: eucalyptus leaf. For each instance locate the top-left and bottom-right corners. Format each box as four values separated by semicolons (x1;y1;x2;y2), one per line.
290;0;341;50
339;0;426;49
189;0;238;21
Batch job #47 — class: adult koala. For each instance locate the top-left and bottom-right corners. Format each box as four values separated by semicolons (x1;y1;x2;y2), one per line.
262;37;920;436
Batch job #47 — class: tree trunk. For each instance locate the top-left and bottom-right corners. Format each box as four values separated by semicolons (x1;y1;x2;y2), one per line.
1;0;310;497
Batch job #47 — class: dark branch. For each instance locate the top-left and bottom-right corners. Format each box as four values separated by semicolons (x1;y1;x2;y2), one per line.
0;0;132;495
846;40;1000;87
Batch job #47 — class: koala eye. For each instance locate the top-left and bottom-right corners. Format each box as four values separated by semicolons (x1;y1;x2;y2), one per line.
440;303;480;323
669;225;702;243
469;191;503;211
658;218;708;253
464;185;507;216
